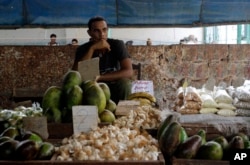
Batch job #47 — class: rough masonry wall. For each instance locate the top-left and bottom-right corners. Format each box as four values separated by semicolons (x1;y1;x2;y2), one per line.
128;44;250;109
0;45;249;109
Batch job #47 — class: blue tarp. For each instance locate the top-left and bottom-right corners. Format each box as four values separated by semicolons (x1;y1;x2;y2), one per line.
0;0;23;26
1;0;250;28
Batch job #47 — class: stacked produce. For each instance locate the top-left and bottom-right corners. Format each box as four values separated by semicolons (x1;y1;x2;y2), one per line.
54;125;160;161
0;127;55;160
173;85;248;116
51;90;161;160
127;91;157;107
214;88;236;116
42;70;117;123
113;105;162;129
0;103;43;132
174;86;202;114
233;85;250;116
157;114;250;163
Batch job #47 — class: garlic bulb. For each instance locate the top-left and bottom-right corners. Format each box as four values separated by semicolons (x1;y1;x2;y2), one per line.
55;125;160;161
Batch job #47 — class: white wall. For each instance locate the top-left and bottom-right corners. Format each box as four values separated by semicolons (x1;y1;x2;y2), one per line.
0;24;243;46
0;28;66;45
0;27;204;46
110;27;203;45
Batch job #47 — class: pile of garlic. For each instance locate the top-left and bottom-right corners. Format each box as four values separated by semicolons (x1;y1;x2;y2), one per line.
54;125;160;161
113;106;162;129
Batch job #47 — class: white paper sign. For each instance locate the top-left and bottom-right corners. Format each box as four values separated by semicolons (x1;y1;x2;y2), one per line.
131;80;154;96
72;105;98;135
78;57;99;81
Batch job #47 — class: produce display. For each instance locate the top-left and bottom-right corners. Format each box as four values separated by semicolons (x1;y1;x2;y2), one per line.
127;91;157;106
0;103;43;131
42;70;117;123
157;114;250;162
1;68;249;164
54;125;160;161
50;93;162;161
0;127;55;160
113;106;162;129
174;82;250;117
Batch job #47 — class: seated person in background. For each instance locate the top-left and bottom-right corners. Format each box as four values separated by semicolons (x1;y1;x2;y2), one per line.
71;38;78;45
72;16;133;104
146;38;152;46
48;33;59;46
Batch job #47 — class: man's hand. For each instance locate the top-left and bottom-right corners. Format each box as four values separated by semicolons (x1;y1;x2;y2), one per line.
95;75;100;82
92;40;111;52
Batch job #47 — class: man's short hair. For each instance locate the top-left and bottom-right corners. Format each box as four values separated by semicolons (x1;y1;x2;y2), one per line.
50;34;56;38
72;38;78;42
88;16;106;30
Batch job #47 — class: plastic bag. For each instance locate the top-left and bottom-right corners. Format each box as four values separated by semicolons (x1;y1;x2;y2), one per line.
214;89;233;104
178;106;199;114
200;93;218;108
233;98;250;109
184;86;202;102
217;109;236;117
217;102;236;110
200;108;219;114
177;87;184;99
184;100;201;110
234;86;250;101
235;109;250;117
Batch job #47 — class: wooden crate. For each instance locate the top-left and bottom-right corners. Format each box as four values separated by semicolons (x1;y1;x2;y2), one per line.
0;154;164;165
48;123;158;139
51;154;165;165
47;123;73;139
181;122;249;140
172;157;229;165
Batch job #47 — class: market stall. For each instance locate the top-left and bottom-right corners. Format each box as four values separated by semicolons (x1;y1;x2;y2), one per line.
0;43;250;164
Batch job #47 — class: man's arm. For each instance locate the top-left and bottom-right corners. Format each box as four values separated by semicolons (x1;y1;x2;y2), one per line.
72;40;110;70
97;58;133;82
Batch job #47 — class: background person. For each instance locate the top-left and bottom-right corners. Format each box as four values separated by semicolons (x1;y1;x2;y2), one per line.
48;33;59;46
72;16;133;103
71;38;78;45
146;38;152;46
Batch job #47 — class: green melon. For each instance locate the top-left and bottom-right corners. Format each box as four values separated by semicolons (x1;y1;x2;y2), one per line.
105;99;116;113
81;80;95;92
62;70;82;91
65;85;83;109
196;141;223;160
98;82;111;102
42;86;62;110
82;82;106;114
61;85;83;122
41;86;62;122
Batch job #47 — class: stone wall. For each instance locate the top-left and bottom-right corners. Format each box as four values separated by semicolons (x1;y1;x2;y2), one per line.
0;45;249;109
128;44;250;109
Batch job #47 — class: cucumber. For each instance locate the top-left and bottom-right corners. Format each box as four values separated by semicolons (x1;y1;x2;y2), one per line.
197;129;206;145
179;126;188;143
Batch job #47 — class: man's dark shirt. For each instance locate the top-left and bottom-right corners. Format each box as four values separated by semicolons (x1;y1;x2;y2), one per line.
74;39;130;74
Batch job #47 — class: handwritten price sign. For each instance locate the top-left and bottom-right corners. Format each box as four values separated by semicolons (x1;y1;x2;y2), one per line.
131;80;154;96
72;105;98;135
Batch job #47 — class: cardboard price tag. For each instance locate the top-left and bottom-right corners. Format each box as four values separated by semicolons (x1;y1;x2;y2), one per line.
115;100;140;116
131;80;154;96
78;57;99;81
23;116;48;139
72;105;98;135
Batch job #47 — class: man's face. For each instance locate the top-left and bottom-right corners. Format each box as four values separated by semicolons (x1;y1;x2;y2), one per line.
50;37;56;42
88;20;108;42
72;41;77;45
